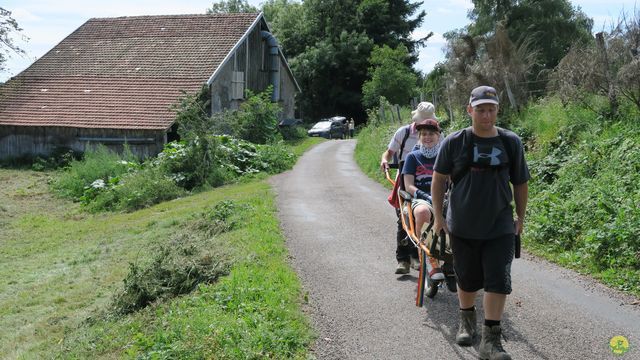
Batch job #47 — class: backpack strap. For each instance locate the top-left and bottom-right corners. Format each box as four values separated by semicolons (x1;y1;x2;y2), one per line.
398;126;411;162
451;128;472;185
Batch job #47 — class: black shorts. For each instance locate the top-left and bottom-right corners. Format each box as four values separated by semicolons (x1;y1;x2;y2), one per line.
450;233;515;294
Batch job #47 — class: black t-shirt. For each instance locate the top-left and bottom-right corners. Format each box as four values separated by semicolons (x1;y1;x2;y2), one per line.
434;127;530;239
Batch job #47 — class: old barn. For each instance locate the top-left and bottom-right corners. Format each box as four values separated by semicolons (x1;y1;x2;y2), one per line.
0;12;300;159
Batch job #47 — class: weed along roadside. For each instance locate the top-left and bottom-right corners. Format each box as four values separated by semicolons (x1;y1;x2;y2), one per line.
0;139;320;358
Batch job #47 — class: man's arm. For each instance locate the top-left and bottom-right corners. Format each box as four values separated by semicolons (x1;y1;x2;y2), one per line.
513;182;528;235
431;171;449;234
380;149;395;172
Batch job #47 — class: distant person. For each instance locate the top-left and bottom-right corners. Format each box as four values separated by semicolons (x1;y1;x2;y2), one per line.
380;101;437;274
401;117;445;280
348;118;355;138
431;86;530;360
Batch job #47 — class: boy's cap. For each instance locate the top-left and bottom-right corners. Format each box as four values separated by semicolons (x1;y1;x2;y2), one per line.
415;118;441;132
469;86;499;107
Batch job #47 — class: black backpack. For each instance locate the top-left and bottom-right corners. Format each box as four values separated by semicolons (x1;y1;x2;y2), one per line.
450;127;516;185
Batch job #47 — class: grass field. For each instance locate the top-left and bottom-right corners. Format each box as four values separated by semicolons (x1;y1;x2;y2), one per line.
0;138;320;359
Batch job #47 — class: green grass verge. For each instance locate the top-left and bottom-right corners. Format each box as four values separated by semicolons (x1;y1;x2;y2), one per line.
0;137;321;359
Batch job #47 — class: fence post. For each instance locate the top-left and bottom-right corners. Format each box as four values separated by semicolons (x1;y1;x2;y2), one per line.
503;77;517;109
379;103;386;122
395;104;402;123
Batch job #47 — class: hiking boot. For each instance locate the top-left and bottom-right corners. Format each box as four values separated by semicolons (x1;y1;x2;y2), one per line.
479;325;511;360
395;261;410;274
429;267;445;281
455;309;477;346
410;256;420;270
428;257;445;280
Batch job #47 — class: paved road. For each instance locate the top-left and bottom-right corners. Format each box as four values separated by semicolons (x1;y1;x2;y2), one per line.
269;140;639;360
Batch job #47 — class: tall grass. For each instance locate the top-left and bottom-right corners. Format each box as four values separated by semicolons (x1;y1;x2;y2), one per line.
51;145;135;199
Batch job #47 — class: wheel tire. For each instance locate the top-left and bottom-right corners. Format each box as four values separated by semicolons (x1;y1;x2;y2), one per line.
425;277;439;298
445;276;457;293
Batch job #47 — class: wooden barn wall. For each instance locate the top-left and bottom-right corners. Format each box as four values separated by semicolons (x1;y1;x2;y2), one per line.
279;63;297;119
0;126;165;160
210;23;298;119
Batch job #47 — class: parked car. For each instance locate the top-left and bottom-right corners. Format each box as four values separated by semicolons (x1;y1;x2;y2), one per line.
329;116;348;136
307;120;345;139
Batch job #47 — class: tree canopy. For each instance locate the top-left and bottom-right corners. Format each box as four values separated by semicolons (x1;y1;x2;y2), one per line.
0;7;26;73
263;0;428;121
206;0;258;14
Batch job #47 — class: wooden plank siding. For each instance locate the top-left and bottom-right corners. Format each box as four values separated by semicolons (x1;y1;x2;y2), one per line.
0;126;165;159
210;22;297;119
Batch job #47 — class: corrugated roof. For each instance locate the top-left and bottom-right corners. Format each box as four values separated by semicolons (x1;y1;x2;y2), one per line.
0;13;260;130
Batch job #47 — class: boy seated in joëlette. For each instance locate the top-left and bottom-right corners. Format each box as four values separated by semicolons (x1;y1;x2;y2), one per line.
401;118;445;280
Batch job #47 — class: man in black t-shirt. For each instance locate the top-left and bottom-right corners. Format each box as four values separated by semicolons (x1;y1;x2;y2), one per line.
431;86;530;360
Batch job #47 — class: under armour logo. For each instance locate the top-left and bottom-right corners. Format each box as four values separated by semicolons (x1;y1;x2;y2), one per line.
474;146;502;165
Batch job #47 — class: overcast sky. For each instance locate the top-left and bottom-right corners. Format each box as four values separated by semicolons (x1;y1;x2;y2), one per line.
1;0;637;82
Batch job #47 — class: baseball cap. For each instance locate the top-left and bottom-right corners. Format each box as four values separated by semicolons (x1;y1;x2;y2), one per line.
415;118;441;132
469;86;499;107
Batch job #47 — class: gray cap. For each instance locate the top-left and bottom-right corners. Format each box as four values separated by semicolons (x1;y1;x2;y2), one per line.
469;86;499;107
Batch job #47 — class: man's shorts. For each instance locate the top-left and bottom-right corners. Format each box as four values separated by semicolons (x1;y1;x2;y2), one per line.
450;233;515;294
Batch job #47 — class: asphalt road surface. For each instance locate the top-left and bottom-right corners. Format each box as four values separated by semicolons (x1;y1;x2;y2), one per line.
269;140;639;360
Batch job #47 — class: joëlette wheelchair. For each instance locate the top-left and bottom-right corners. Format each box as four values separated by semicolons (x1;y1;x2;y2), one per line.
385;168;457;307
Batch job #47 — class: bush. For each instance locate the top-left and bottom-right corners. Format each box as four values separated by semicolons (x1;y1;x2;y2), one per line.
278;125;307;141
52;145;137;199
154;139;231;190
86;167;186;212
523;100;640;289
236;88;281;144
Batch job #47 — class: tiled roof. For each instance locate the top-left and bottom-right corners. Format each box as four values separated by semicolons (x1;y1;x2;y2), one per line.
0;13;260;130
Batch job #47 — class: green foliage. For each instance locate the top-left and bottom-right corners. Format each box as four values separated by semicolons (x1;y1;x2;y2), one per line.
111;201;242;315
278;124;307;141
362;44;418;108
551;10;640;116
0;7;26;72
154;139;230;190
86;167;186;212
236;88;282;144
437;0;593;110
51;145;137;199
516;98;640;290
207;0;258;14
267;0;427;121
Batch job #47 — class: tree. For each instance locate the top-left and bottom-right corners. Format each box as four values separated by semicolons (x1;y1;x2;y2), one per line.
263;0;428;121
207;0;258;14
505;0;592;71
434;0;591;111
291;30;374;121
362;44;417;108
441;23;538;111
261;0;307;57
0;7;27;73
551;10;640;116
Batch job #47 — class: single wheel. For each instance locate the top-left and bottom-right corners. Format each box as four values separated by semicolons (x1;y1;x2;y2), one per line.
442;261;457;292
445;275;457;293
425;276;439;298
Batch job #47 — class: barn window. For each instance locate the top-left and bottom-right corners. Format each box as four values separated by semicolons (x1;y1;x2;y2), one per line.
231;71;245;100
